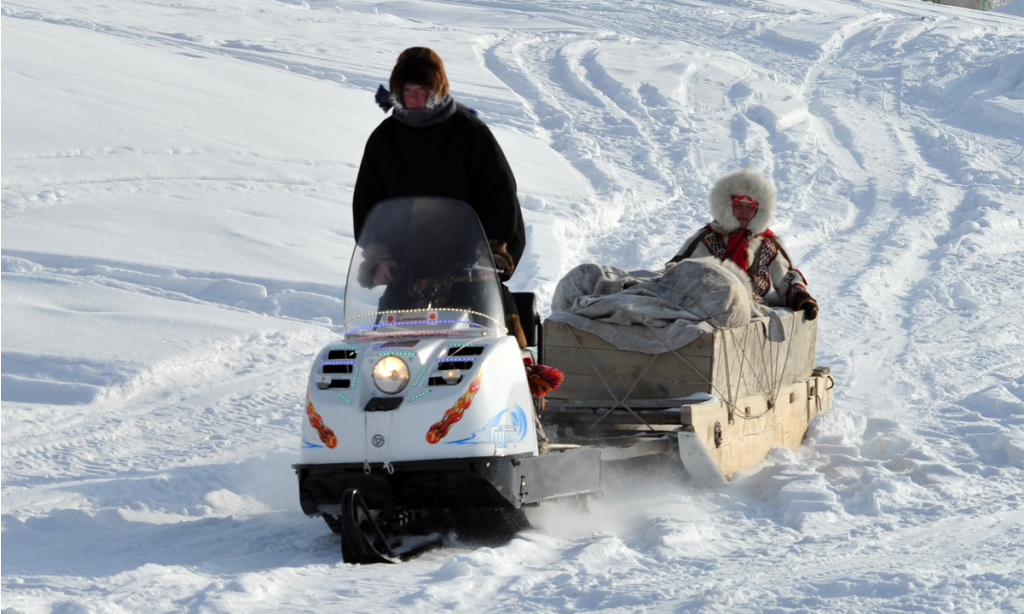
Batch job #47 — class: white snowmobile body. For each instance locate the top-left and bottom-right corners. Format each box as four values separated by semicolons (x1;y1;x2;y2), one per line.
299;331;538;465
295;197;599;538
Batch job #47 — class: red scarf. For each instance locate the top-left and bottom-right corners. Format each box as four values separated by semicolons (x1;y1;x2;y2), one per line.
709;225;775;271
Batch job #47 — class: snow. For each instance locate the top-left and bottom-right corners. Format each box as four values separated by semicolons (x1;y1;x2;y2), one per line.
2;0;1022;612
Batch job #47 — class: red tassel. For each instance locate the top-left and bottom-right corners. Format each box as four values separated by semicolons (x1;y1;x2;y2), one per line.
524;358;564;399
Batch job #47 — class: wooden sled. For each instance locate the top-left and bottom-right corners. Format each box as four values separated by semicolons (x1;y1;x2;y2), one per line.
540;311;833;480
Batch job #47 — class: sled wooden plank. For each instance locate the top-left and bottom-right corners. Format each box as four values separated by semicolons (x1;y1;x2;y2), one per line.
540;405;683;426
542;346;714;374
550;421;679;433
544;320;715;356
545;398;694;410
542;343;715;368
549;375;709;403
542;350;715;400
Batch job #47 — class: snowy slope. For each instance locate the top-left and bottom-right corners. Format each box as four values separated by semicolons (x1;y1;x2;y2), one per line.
3;0;1023;612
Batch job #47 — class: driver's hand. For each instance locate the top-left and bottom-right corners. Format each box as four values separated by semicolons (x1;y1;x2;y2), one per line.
373;260;395;285
489;240;515;282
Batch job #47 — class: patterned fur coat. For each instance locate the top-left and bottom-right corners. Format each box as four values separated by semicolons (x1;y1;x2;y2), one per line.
670;169;813;313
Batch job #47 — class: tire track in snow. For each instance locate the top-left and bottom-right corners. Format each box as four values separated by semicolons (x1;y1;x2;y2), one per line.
796;12;897;97
900;125;1024;400
478;5;904;273
484;34;712;269
0;4;372;90
1;252;346;323
482;35;624;265
2;146;349;171
2;322;328;485
790;16;1023;474
1;254;339;484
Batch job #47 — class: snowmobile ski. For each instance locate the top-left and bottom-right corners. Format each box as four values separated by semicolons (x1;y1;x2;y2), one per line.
338;489;397;564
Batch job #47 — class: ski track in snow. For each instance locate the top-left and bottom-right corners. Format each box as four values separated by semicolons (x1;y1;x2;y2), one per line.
3;0;1023;612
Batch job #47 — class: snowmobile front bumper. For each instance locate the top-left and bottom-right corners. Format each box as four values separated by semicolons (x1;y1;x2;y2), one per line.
295;447;601;515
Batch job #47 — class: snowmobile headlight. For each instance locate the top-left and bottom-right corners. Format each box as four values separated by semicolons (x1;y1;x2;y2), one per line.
372;356;410;394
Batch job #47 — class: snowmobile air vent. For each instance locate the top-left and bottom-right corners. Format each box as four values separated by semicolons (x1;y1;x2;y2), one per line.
322;360;355;374
437;360;474;371
328;349;357;360
315;374;352;390
428;374;463;386
447;345;484;357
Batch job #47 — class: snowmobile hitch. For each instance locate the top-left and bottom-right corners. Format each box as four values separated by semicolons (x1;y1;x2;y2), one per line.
339;489;397;564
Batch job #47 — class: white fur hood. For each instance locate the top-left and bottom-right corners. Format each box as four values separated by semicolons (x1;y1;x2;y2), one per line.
708;169;777;235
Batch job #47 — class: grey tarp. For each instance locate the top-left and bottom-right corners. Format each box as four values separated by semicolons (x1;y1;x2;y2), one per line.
548;258;766;354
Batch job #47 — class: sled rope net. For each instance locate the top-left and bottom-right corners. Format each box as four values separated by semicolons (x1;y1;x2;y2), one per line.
566;325;660;432
716;312;797;421
607;269;800;421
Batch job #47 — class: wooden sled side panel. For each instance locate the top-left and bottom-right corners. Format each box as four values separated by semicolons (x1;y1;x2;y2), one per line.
543;311;818;405
681;373;832;478
543;320;715;403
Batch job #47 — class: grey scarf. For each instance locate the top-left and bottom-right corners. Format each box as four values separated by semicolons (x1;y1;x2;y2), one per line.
391;93;458;128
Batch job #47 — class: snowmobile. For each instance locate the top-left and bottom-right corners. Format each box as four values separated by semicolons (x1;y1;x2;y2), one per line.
293;196;602;563
294;196;834;564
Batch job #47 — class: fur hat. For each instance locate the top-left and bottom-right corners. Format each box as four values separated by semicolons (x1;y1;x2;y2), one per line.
389;47;449;104
708;169;777;235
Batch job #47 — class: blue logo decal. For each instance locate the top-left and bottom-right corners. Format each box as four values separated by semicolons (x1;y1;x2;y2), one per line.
302;438;325;449
448;405;528;448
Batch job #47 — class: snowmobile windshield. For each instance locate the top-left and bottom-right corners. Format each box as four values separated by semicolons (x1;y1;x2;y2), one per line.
343;197;508;340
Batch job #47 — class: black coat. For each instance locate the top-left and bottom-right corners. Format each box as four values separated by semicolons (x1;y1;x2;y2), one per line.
352;106;526;267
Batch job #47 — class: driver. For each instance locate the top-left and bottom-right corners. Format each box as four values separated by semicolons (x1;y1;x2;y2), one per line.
353;47;528;346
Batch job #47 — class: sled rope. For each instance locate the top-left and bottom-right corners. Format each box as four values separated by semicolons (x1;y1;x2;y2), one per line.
666;346;737;422
771;314;799;411
587;352;659;431
755;312;798;417
575;269;751;422
732;325;774;417
723;326;775;420
757;318;781;410
566;326;658;432
614;269;746;421
721;311;800;421
655;296;781;422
